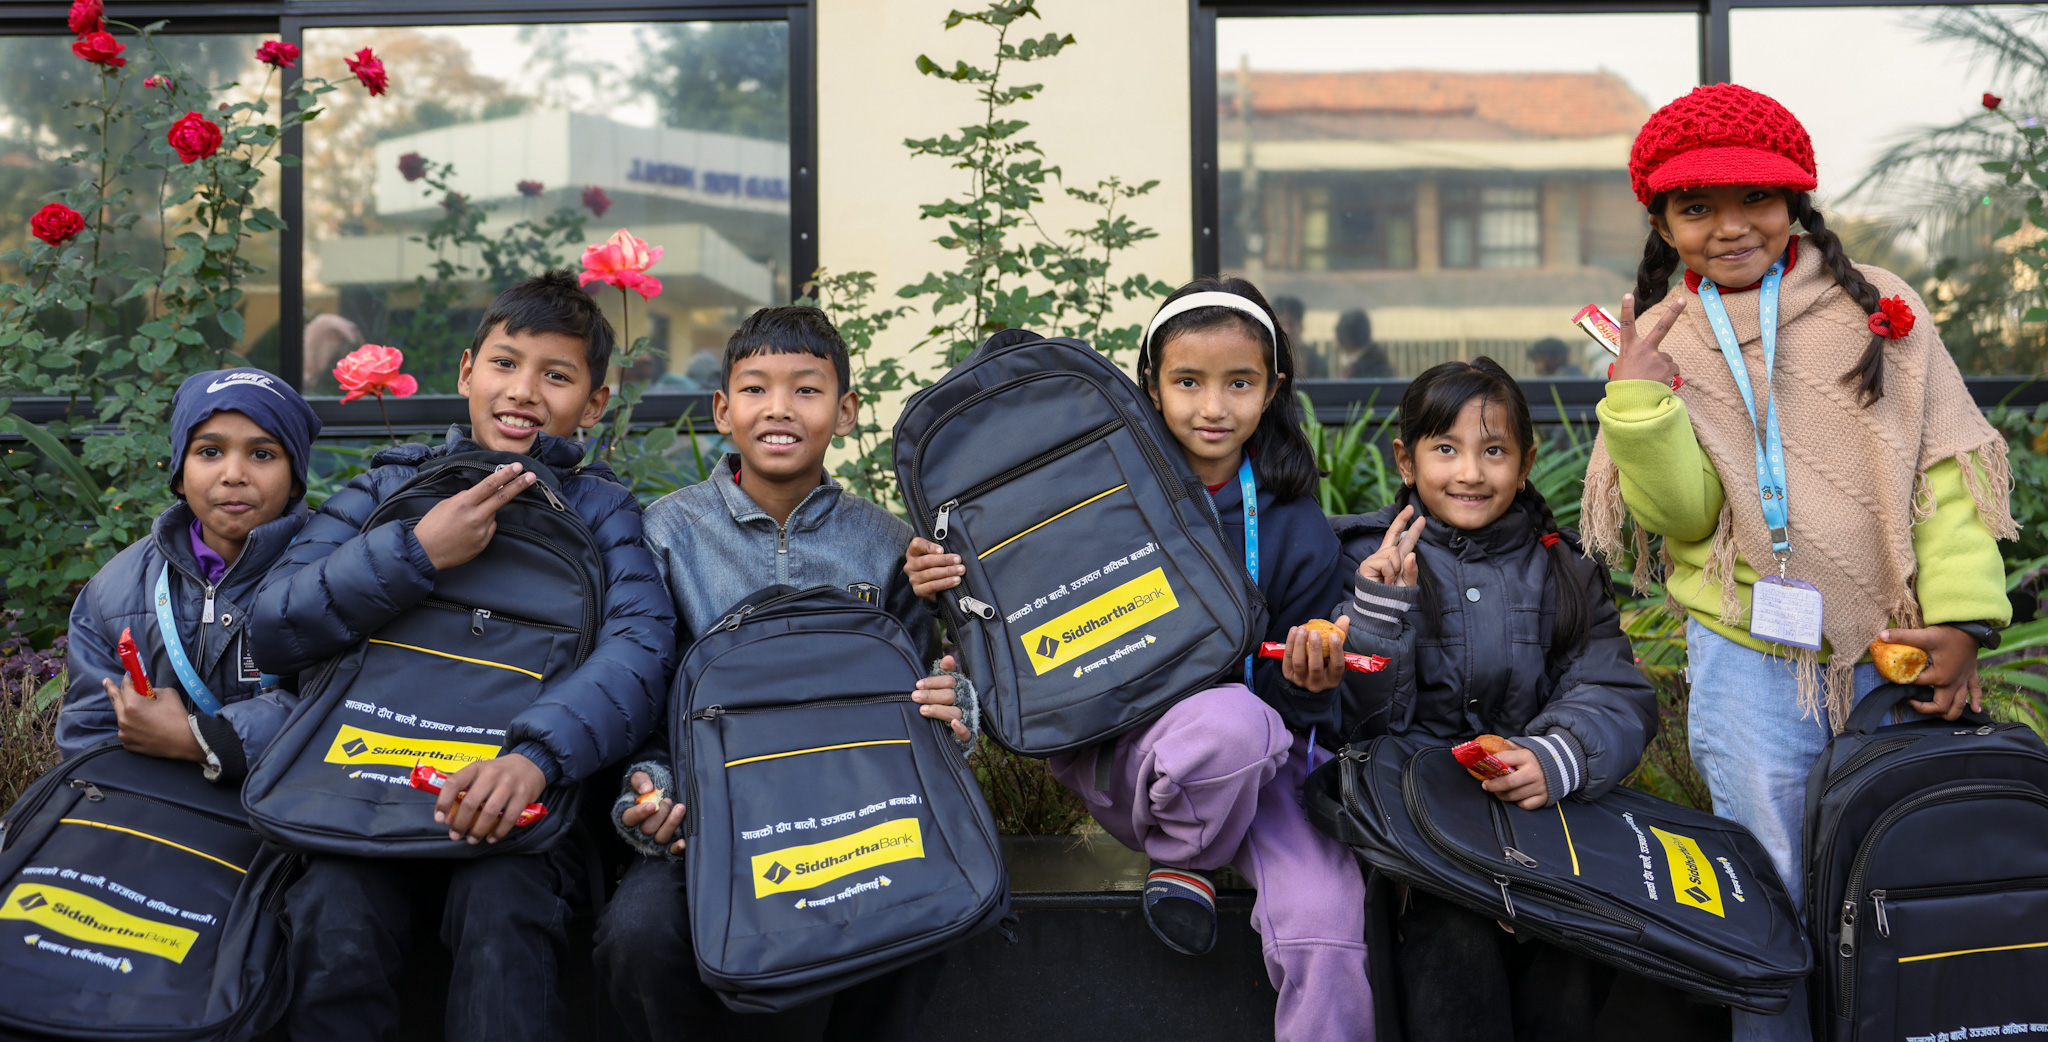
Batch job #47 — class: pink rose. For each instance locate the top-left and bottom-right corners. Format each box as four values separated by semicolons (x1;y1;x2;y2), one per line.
346;47;387;96
167;111;222;163
30;203;85;246
255;40;298;69
333;344;418;403
579;228;664;301
143;74;171;90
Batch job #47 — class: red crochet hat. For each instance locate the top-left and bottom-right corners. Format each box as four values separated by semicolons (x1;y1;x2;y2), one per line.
1629;84;1817;206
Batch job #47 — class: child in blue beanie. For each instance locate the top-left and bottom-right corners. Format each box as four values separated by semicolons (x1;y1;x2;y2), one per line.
58;366;321;782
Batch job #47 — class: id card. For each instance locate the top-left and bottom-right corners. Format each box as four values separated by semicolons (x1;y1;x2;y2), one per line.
1750;576;1823;650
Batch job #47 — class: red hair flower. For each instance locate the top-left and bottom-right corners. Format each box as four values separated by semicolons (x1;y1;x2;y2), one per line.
582;185;611;217
167;111;222;163
345;47;387;96
1868;296;1916;340
67;0;102;37
1984;92;2004;111
333;344;418;403
71;30;124;68
30;203;85;246
255;40;298;69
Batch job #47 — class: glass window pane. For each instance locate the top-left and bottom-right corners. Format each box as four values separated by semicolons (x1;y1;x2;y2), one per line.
0;33;282;373
303;21;790;395
1217;14;1698;379
1732;5;2042;376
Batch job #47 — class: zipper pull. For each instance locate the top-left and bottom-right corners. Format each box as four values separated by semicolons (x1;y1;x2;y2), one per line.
471;608;491;636
718;605;759;632
695;705;725;720
538;483;567;511
1871;891;1889;938
933;499;958;541
1839;900;1857;958
1494;876;1515;918
1504;846;1538;868
958;595;996;620
69;780;104;802
203;583;217;623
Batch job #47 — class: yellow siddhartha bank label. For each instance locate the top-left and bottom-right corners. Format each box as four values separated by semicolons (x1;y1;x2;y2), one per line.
1;883;199;963
750;818;925;899
1652;826;1726;917
322;723;500;772
1019;567;1179;675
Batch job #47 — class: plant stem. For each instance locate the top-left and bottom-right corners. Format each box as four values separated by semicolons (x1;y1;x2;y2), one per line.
375;394;396;445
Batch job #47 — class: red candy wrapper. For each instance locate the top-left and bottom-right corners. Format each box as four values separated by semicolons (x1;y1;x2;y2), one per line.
1572;304;1623;356
1452;739;1516;781
407;764;547;827
117;627;152;698
1256;643;1389;674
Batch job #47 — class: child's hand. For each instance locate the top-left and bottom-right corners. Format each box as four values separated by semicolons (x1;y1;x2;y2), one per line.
905;537;963;601
414;462;537;572
104;675;203;762
1611;291;1686;386
436;753;547;845
620;770;686;856
1883;625;1985;721
1359;506;1426;587
914;654;970;741
1481;743;1550;810
1280;616;1352;694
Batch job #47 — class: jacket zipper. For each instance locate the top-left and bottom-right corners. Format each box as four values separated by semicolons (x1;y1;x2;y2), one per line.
1870;875;2048;938
1836;783;2048;1012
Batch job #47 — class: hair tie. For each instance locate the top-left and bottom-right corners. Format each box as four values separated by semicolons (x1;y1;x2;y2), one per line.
1540;533;1562;548
1868;296;1915;340
1142;291;1279;363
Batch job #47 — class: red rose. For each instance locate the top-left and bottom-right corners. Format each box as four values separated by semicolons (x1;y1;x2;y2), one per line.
345;47;387;96
516;179;544;198
71;30;124;68
255;40;298;69
1868;295;1916;340
1984;92;2004;111
67;0;102;37
167;111;222;163
397;151;426;182
30;203;84;246
582;185;611;217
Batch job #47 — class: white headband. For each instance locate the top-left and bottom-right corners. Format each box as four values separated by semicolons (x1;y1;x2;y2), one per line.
1141;291;1279;361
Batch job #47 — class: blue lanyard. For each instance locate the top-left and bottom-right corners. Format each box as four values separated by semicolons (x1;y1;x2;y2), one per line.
153;564;225;715
1237;457;1258;685
1697;258;1793;568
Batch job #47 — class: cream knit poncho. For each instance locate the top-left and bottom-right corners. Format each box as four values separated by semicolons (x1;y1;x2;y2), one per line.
1583;237;2017;730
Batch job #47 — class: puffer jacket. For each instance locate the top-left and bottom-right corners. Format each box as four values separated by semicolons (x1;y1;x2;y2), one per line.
249;428;676;787
1332;488;1657;804
60;501;309;781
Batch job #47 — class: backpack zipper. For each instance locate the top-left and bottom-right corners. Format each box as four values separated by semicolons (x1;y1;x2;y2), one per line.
683;693;921;838
1870;875;2048;938
926;418;1126;537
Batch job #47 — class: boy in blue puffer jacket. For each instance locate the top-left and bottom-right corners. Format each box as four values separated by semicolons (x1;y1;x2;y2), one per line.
249;271;676;1042
61;367;319;780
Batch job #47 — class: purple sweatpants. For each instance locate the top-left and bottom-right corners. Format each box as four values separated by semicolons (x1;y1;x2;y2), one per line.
1048;684;1374;1042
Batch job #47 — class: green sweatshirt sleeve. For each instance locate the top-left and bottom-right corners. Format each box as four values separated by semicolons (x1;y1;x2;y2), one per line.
1913;456;2012;627
1595;380;1725;542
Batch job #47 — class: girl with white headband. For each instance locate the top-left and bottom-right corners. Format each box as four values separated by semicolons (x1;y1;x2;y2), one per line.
909;275;1371;1041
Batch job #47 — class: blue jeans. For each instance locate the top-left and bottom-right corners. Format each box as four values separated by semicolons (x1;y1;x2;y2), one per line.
1684;620;1886;1042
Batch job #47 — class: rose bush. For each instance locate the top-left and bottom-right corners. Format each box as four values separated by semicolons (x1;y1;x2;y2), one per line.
166;110;222;163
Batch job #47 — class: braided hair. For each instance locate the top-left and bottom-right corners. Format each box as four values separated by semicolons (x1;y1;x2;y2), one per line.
1393;358;1591;661
1632;191;1890;405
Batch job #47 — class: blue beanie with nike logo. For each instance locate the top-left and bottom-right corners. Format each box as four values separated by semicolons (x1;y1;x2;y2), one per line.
168;367;322;501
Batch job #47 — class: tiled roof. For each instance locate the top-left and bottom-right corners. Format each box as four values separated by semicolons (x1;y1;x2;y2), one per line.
1224;70;1651;139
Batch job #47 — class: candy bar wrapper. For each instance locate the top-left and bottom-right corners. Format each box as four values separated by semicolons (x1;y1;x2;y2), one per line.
1452;739;1515;781
407;764;548;827
1572;304;1623;356
117;626;153;698
1256;642;1390;674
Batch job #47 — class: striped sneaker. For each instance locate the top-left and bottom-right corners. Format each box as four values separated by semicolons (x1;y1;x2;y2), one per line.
1142;862;1217;955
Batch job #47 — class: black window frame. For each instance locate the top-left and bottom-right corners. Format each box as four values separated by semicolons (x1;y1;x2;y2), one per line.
1;0;815;433
1193;0;2048;421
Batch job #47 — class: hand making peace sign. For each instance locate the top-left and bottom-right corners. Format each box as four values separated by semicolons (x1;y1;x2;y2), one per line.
1608;291;1688;389
1357;505;1428;588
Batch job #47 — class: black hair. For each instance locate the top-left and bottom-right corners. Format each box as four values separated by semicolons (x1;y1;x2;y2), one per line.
1528;336;1569;361
1394;357;1590;659
472;269;615;383
721;305;851;395
1635;190;1889;405
1271;295;1305;324
1336;308;1373;349
1137;275;1321;502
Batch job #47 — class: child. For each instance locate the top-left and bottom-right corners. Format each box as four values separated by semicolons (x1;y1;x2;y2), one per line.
593;304;970;1042
1583;84;2015;1041
906;277;1371;1042
1333;358;1657;1041
59;367;320;779
250;271;677;1042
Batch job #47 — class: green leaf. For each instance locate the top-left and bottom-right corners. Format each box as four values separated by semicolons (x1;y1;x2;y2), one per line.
2026;307;2048;323
274;153;300;167
1998;217;2024;240
217;308;245;341
0;416;99;500
1982;161;2013;173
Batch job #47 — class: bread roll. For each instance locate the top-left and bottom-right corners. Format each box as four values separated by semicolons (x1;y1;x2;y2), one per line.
635;787;666;807
1304;618;1343;663
1870;640;1929;684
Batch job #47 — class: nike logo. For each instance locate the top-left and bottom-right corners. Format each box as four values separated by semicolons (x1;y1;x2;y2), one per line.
207;372;285;398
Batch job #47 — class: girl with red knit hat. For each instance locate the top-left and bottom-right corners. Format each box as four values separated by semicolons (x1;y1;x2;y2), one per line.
1582;84;2016;1041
